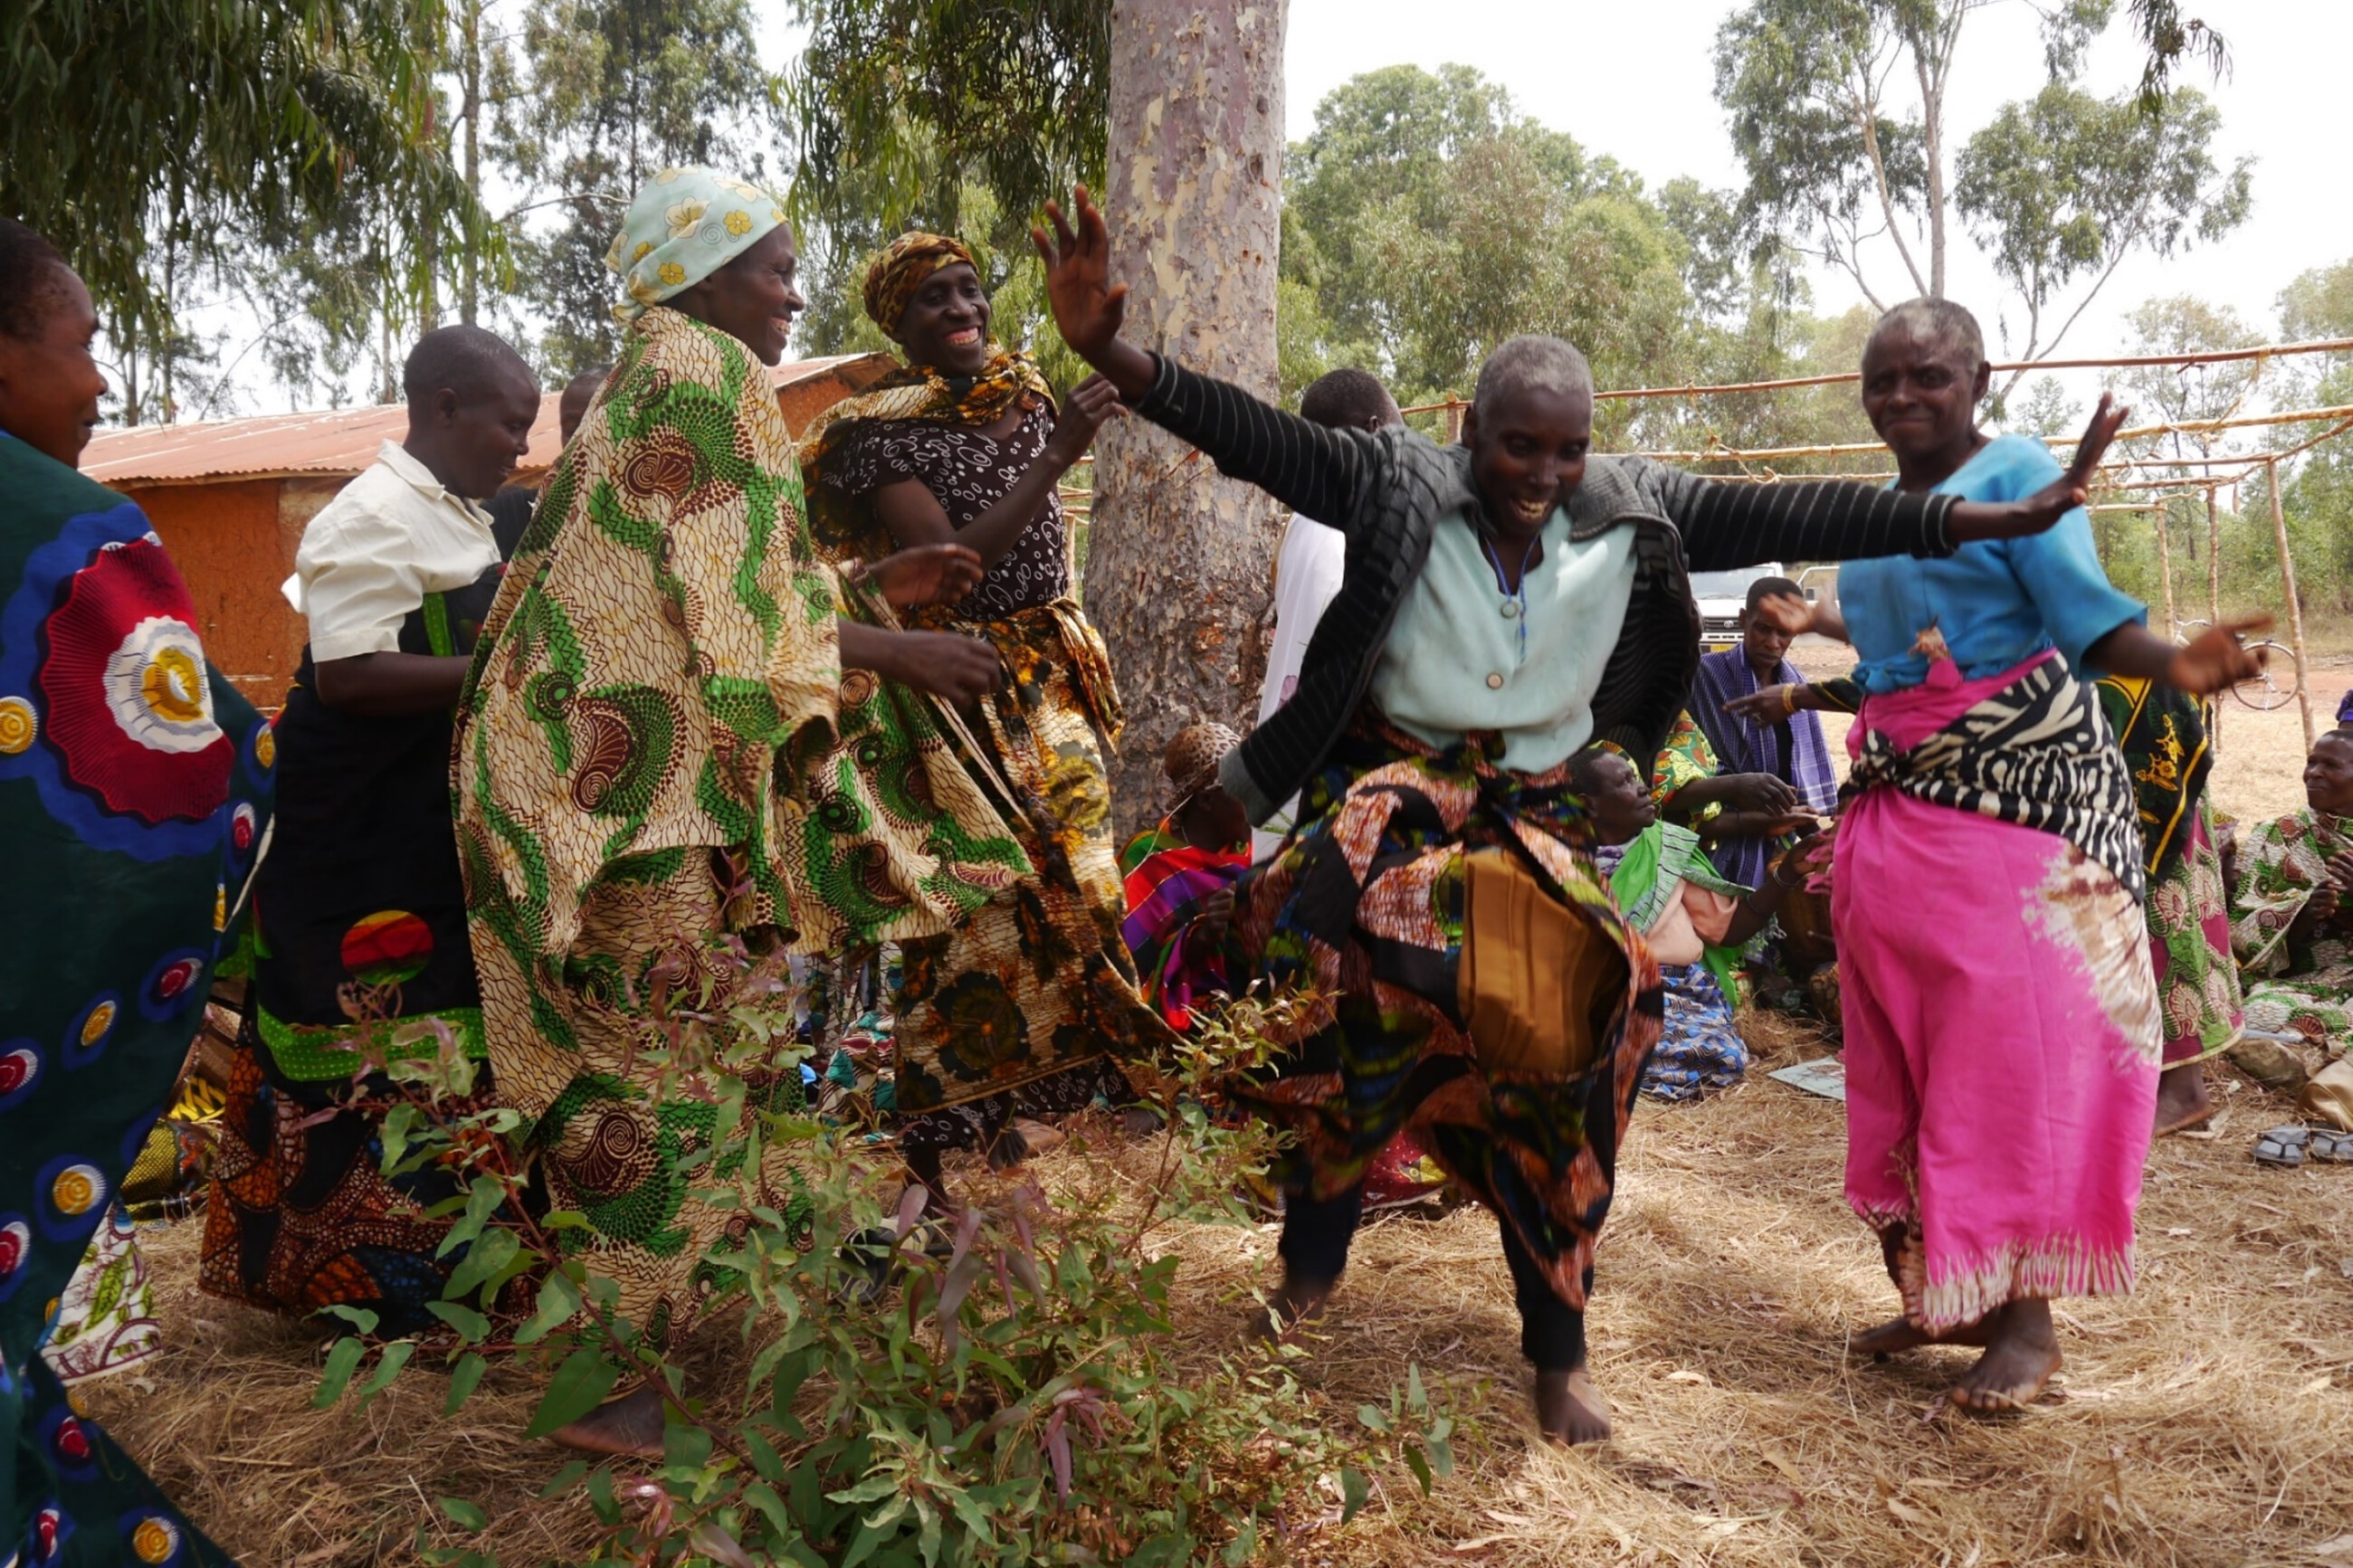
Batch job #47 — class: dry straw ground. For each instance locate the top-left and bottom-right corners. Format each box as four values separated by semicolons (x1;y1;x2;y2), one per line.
76;652;2353;1566
86;1022;2353;1567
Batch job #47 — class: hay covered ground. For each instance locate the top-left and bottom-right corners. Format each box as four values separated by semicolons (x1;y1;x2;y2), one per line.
78;649;2353;1565
86;1025;2353;1567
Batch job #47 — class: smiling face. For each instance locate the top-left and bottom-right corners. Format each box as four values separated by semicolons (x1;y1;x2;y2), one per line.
0;265;108;468
673;223;806;366
892;261;992;375
1581;750;1657;846
1861;320;1991;488
1462;381;1593;543
2306;733;2353;817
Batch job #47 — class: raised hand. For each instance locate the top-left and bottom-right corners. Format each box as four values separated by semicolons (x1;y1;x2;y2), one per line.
1751;590;1813;638
862;543;985;610
1946;392;2132;543
1031;186;1156;400
1044;373;1129;464
1033;186;1127;363
2166;615;2272;698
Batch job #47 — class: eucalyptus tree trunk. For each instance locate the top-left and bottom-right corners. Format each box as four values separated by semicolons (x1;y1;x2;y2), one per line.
1085;0;1289;840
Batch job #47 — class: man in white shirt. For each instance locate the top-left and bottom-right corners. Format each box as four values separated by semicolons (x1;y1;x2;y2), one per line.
204;325;543;1335
1251;368;1401;860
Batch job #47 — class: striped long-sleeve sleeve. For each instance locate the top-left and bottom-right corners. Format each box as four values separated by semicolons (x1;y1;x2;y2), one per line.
1129;354;1375;531
1647;465;1957;572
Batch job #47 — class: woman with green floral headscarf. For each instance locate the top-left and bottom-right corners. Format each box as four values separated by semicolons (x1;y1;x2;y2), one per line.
798;233;1173;1193
456;169;1026;1454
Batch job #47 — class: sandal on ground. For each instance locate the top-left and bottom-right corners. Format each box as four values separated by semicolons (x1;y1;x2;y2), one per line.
2253;1125;2310;1168
2310;1127;2353;1163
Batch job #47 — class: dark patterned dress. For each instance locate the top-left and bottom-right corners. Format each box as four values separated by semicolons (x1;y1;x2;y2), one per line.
2;434;275;1566
808;400;1171;1164
202;553;512;1337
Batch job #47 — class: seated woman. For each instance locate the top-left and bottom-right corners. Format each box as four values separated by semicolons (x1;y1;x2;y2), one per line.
1577;750;1806;1100
800;232;1172;1187
1119;722;1253;1032
2232;727;2353;1052
455;167;1011;1454
1034;185;2117;1444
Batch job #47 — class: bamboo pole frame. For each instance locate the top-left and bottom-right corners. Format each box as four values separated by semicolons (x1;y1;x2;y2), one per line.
2265;455;2318;749
1386;335;2353;408
2153;503;2177;636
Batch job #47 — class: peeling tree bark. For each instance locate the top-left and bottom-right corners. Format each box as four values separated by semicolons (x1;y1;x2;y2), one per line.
1086;0;1289;840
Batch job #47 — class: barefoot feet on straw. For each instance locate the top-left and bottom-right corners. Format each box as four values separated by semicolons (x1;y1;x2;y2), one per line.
1253;1271;1337;1342
548;1382;667;1458
1949;1299;2062;1411
1852;1313;1995;1359
2153;1060;2215;1135
1533;1365;1611;1446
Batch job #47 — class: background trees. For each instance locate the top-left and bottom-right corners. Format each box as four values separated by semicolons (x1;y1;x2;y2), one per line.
1711;0;2249;374
0;0;486;422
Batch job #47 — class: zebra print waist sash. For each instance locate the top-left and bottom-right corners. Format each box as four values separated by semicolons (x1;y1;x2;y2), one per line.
1843;655;2145;902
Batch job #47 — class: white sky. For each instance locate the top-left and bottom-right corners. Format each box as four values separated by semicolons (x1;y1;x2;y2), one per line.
1281;0;2351;379
176;1;2353;420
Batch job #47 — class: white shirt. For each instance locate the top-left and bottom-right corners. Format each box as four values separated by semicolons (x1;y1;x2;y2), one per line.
1251;514;1349;860
1256;513;1348;724
281;440;500;662
1369;505;1638;774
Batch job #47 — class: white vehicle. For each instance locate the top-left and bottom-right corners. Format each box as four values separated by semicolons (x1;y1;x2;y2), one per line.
1690;564;1835;651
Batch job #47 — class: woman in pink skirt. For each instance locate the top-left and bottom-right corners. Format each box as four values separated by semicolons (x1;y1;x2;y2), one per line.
1804;299;2263;1411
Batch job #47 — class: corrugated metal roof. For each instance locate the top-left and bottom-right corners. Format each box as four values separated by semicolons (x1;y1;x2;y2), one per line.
82;352;898;486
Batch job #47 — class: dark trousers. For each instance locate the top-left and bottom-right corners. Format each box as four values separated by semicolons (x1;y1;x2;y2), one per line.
1277;1182;1588;1371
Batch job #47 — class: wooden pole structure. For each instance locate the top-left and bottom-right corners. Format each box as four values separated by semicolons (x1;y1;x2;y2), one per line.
2265;455;2317;750
2208;486;2224;752
2153;503;2177;635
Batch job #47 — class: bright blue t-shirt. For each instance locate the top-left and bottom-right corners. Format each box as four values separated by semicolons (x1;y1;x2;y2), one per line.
1839;432;2144;695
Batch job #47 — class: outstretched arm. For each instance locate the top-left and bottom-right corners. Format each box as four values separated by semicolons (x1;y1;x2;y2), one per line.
1662;395;2136;571
1034;185;1374;530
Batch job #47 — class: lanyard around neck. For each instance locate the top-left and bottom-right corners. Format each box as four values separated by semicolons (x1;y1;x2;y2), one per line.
1478;529;1541;665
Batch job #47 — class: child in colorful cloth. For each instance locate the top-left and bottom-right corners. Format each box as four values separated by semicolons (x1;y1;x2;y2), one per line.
1578;750;1806;1099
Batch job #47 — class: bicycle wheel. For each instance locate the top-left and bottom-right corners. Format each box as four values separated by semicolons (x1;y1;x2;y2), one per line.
2231;641;2301;711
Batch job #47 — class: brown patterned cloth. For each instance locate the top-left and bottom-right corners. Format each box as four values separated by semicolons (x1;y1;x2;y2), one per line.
452;304;1029;1342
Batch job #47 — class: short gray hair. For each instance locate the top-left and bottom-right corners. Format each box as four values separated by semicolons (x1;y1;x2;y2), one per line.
1870;298;1986;367
1472;334;1594;421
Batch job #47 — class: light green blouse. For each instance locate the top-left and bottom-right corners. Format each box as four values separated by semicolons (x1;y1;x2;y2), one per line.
1369;505;1637;773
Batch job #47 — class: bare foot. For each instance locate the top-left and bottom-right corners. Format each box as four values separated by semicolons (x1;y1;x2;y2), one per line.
1008;1118;1064;1158
1253;1271;1337;1341
548;1382;667;1457
1533;1365;1611;1445
1852;1314;1995;1358
1949;1299;2062;1411
2152;1060;2215;1135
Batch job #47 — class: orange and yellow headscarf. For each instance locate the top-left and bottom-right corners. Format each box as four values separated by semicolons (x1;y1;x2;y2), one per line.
862;232;977;336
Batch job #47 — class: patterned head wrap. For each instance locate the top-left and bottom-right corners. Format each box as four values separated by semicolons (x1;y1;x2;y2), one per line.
862;232;977;337
605;166;786;323
1163;722;1243;808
